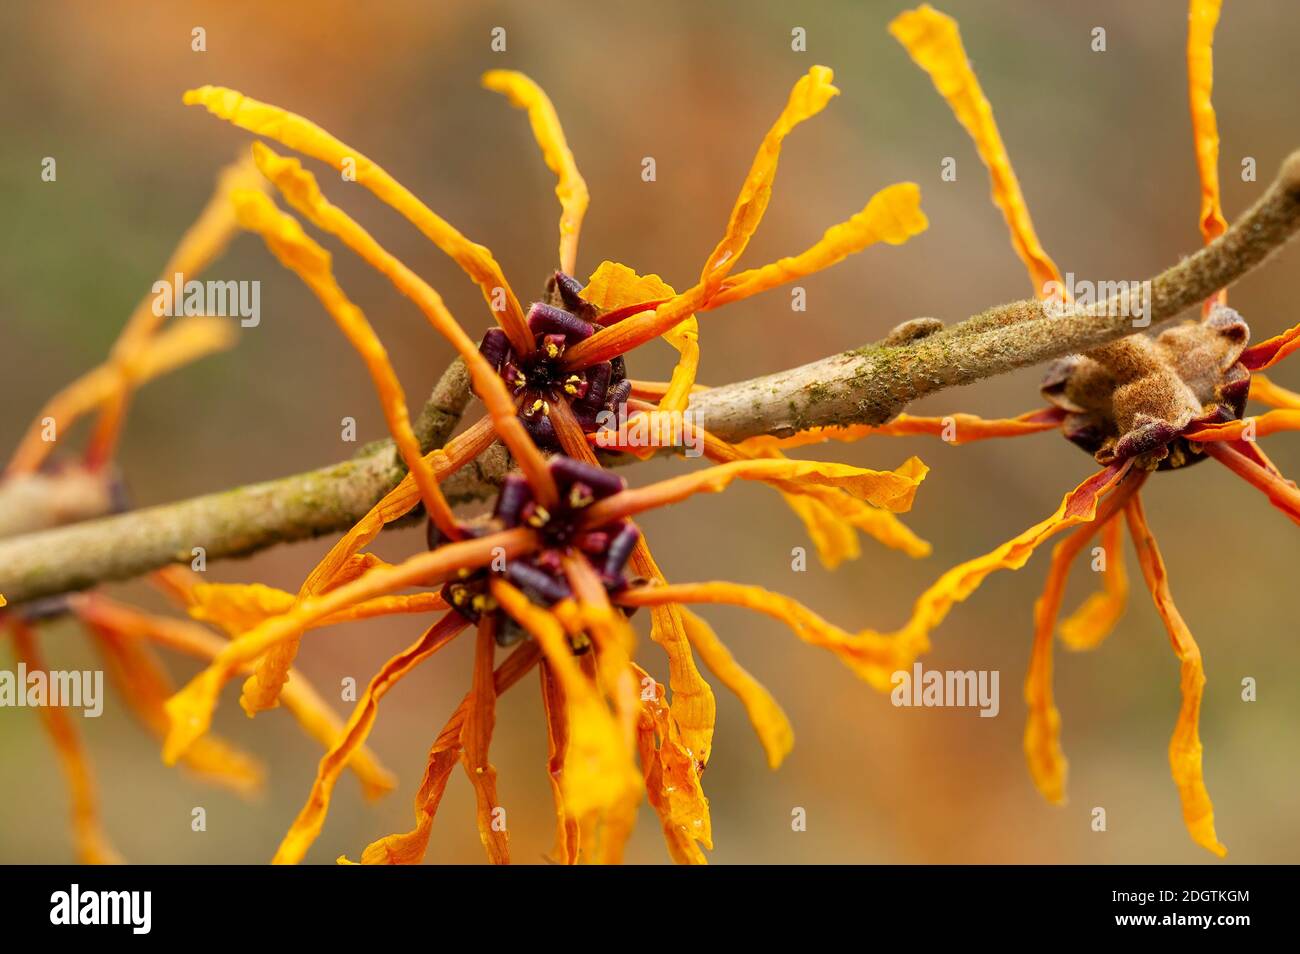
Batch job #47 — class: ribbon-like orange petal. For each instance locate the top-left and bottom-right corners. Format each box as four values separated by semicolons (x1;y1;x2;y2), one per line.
864;463;1140;685
1124;495;1226;857
699;426;930;565
747;408;1064;452
633;664;713;864
705;182;928;309
1200;439;1300;525
617;581;903;690
183;85;532;352
1188;409;1300;443
492;581;641;860
1058;513;1129;651
1240;323;1300;371
233;189;460;540
1248;373;1300;409
460;616;509;864
249;144;555;504
8;620;122;864
630;540;718;770
890;5;1061;297
482;70;589;275
88;621;264;797
354;642;541;865
538;663;580;864
542;404;719;773
70;593;396;798
7;318;238;476
1189;0;1228;248
562;66;840;368
1023;474;1141;805
583;456;928;531
679;607;794;770
161;527;536;764
582;262;701;413
273;613;466;864
298;414;497;600
6;157;263;476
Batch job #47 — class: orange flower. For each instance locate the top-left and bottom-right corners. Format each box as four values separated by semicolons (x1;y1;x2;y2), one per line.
153;63;944;866
158;443;927;865
184;66;929;577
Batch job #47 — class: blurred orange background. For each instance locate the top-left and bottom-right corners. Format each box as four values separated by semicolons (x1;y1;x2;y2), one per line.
1;0;1297;864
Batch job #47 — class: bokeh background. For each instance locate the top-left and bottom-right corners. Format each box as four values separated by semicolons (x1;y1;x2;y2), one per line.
2;0;1297;864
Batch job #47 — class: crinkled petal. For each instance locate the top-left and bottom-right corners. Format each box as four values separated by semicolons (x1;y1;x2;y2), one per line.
679;607;793;769
70;593;396;798
272;613;466;864
1022;479;1140;805
1200;440;1300;525
357;643;540;865
88;620;264;797
700;427;930;564
1188;409;1300;442
7;318;237;475
634;665;712;864
889;5;1061;297
541;407;718;773
1248;373;1300;409
706;182;928;309
233;189;460;537
8;620;122;864
1189;0;1228;249
1240;322;1300;371
301;414;497;598
1125;495;1226;857
250;145;554;501
482;70;589;275
183;86;532;351
562;66;839;368
583;456;928;531
493;582;641;862
629;542;718;770
1059;514;1128;651
538;663;580;864
161;528;535;763
460;616;509;864
881;464;1139;675
7;157;263;476
617;581;903;690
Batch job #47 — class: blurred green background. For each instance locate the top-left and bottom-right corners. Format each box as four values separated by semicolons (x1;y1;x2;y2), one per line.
2;0;1298;864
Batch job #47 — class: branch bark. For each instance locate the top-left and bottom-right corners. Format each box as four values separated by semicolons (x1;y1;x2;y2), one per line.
1;151;1298;605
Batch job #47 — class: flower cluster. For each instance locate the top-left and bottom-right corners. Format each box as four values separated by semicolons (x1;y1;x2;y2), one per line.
4;51;932;865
